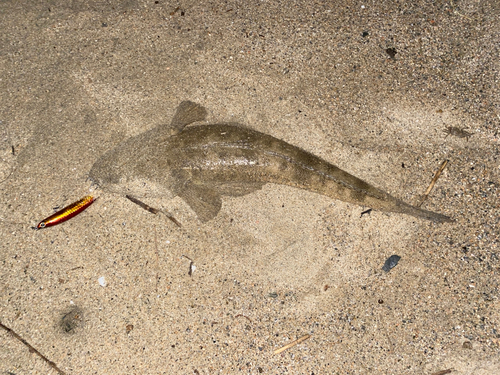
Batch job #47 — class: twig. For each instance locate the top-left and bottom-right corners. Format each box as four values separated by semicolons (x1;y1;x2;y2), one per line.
0;166;14;184
154;224;160;294
126;195;159;214
0;321;66;375
161;211;182;227
417;160;448;207
381;319;395;354
274;334;311;354
181;255;195;276
126;195;182;227
360;208;372;218
431;369;453;375
235;314;252;323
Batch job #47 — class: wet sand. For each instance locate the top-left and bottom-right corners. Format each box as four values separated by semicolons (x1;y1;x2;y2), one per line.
1;1;499;374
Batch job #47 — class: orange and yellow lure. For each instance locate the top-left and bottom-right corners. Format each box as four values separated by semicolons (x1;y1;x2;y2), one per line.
37;196;95;229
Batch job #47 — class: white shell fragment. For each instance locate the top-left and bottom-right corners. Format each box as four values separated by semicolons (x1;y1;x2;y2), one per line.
98;276;107;287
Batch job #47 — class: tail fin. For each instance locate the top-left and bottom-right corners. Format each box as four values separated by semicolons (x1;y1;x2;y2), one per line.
392;200;454;223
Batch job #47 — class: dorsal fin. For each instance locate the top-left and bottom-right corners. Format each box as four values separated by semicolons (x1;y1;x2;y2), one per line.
169;101;207;134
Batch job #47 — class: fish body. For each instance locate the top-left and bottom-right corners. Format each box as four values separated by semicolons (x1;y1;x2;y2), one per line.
89;101;452;223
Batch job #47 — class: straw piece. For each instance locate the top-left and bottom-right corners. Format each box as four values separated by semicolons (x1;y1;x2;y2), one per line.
273;334;311;354
417;160;448;207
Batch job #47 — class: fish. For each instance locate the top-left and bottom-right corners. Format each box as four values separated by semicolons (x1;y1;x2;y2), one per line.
89;101;452;223
37;196;95;229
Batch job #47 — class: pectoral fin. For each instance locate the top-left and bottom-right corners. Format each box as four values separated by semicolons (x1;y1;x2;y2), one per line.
178;183;222;222
169;101;207;133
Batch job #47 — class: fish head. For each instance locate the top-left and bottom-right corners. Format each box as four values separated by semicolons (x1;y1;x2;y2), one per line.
88;136;176;199
88;146;129;192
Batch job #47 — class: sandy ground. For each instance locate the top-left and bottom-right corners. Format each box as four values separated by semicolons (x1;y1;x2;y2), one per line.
1;0;499;374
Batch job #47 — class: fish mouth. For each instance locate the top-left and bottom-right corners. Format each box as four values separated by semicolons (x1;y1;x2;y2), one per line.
86;175;101;190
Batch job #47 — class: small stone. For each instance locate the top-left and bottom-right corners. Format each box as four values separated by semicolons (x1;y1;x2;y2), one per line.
386;47;397;59
60;307;84;334
382;255;401;272
462;341;472;349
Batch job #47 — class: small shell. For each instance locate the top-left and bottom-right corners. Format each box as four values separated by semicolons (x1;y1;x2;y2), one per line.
443;126;473;141
98;276;107;287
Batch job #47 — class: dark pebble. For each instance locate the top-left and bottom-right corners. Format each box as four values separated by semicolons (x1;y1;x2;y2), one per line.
60;306;84;333
382;255;401;272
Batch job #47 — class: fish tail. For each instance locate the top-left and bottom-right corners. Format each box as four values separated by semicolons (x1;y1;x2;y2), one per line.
391;200;454;223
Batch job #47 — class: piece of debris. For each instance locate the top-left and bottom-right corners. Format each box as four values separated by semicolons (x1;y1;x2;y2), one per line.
462;341;472;349
126;324;134;334
188;262;196;276
0;321;66;375
182;255;195;276
360;208;372;217
382;255;401;272
235;314;252;322
98;276;107;287
431;369;453;375
274;334;311;354
417;160;448;208
60;307;84;333
163;212;182;227
386;47;397;59
126;195;159;214
126;195;182;227
443;126;473;141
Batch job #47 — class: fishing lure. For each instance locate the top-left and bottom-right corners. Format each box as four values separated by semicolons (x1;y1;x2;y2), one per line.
36;196;95;229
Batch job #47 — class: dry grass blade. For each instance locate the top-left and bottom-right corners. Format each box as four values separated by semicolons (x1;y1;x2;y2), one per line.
0;321;66;375
417;160;448;208
126;195;159;214
274;334;311;354
126;195;182;227
431;369;453;375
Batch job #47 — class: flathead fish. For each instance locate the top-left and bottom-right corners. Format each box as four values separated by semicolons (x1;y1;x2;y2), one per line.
89;101;452;223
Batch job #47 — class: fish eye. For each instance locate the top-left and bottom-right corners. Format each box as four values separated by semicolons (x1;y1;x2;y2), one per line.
38;222;46;229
